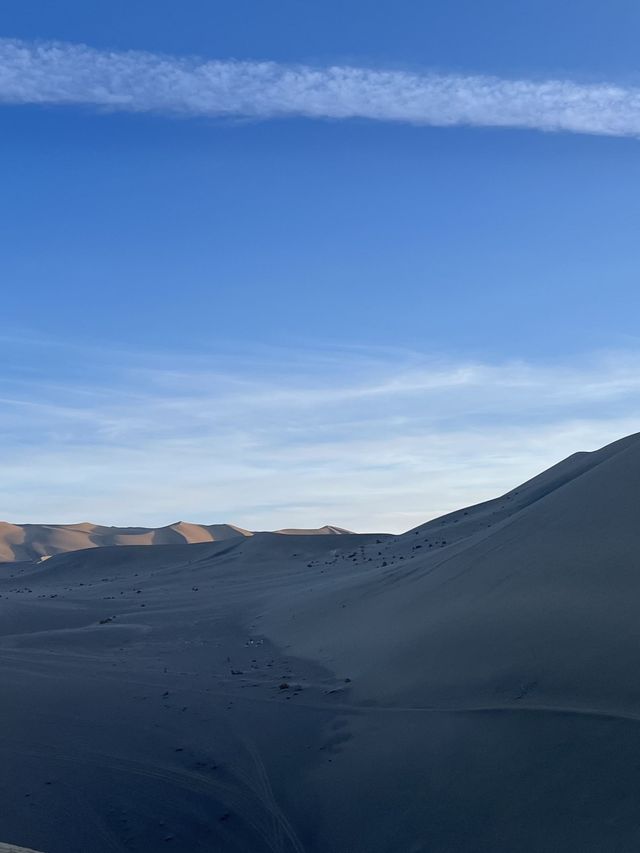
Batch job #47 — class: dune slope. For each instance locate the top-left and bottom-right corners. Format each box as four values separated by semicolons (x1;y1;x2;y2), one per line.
0;521;353;563
3;433;640;851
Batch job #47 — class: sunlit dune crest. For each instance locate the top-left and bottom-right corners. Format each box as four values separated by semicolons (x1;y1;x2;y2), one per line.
0;520;354;563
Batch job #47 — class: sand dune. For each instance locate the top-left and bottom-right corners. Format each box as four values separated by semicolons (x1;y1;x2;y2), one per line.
3;432;640;851
0;520;353;564
274;524;353;536
0;845;45;853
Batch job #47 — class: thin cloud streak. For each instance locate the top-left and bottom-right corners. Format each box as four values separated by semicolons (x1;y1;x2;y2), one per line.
1;344;640;531
2;38;640;136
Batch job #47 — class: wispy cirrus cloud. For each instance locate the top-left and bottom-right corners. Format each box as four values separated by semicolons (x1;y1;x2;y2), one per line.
1;338;640;532
2;38;640;137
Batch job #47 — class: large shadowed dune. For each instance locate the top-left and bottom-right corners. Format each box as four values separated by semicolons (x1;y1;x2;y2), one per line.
3;433;640;851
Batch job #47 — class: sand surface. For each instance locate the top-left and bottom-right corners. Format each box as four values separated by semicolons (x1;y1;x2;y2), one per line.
3;432;640;851
0;844;46;853
0;522;353;564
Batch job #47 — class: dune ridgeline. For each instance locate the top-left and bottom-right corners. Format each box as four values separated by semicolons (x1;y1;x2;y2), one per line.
0;521;353;564
2;432;640;852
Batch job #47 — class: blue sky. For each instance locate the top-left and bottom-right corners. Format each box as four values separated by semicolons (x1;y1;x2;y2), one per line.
2;1;640;531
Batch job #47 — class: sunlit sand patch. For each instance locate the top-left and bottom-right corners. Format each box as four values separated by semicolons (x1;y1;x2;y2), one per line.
0;844;46;853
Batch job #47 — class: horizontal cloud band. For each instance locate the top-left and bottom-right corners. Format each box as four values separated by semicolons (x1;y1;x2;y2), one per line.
1;38;640;136
2;334;640;530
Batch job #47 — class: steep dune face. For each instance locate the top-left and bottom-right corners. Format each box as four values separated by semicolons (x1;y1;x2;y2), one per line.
403;430;640;551
0;524;26;563
252;430;640;850
0;521;353;563
4;433;640;852
265;430;640;710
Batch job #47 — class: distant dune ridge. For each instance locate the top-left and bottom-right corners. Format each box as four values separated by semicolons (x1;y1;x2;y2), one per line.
0;520;353;563
5;431;640;851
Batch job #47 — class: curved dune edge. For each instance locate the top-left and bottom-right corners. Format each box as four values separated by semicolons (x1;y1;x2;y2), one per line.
0;520;355;563
0;844;45;853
